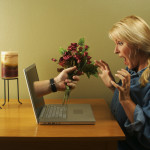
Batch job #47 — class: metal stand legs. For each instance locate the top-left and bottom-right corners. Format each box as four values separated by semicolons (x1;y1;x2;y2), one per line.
17;78;22;104
3;78;22;106
3;79;6;106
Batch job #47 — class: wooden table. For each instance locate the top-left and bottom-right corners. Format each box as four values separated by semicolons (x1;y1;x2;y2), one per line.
0;99;125;150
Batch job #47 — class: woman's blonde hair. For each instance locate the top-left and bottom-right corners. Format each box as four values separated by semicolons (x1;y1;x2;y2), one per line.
109;15;150;86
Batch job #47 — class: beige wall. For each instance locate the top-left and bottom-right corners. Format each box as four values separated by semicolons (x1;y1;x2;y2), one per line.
0;0;150;105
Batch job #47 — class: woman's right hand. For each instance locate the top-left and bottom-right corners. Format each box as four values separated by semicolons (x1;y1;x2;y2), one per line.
95;60;115;92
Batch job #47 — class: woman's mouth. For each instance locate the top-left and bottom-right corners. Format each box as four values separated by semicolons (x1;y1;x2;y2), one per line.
120;56;127;65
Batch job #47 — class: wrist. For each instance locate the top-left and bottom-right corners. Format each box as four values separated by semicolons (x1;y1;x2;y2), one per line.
54;77;60;91
50;78;57;92
120;98;132;105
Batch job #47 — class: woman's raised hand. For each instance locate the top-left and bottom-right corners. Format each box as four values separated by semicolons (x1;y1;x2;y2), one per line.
111;69;131;101
95;60;115;92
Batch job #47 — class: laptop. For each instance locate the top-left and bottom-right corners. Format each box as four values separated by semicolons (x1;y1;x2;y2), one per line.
23;64;95;125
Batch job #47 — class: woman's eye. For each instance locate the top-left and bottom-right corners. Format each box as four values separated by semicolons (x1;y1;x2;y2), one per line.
118;42;123;45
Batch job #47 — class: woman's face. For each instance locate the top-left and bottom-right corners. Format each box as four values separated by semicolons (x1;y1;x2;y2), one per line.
114;40;138;69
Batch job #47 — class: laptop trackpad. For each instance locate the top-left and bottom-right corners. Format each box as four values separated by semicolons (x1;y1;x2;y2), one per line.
67;104;95;122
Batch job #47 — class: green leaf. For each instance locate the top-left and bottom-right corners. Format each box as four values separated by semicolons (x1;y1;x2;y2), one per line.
78;38;85;46
82;64;98;78
91;61;95;65
93;73;98;77
81;48;86;53
86;72;90;78
59;47;67;55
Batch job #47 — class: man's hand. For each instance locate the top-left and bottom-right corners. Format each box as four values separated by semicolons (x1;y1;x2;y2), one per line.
54;66;80;91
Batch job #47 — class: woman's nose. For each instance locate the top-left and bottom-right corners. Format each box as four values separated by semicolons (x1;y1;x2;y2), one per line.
114;46;119;54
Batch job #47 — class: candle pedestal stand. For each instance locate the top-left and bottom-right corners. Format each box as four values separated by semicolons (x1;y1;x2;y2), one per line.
2;77;22;106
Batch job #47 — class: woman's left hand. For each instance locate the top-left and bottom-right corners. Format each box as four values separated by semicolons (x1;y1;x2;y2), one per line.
111;69;131;102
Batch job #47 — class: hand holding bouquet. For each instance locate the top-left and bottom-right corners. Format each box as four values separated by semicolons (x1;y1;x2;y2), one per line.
52;38;98;104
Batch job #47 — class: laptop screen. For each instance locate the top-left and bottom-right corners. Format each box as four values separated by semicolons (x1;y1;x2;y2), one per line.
24;64;45;123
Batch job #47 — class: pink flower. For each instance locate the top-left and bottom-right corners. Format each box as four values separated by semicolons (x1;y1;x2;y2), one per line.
51;58;57;62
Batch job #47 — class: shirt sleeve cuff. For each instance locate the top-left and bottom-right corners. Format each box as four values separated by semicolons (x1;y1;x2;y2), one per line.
124;104;145;134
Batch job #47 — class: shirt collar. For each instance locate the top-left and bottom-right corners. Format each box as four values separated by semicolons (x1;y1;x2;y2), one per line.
126;67;147;77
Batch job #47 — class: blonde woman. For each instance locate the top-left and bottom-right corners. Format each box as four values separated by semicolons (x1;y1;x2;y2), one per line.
95;15;150;150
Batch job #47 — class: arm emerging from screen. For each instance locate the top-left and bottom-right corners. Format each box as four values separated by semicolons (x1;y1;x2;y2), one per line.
33;66;80;97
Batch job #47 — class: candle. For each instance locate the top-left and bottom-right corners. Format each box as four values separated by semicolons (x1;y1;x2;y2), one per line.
1;51;18;78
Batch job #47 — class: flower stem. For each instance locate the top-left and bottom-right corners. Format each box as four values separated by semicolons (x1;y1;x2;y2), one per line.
62;85;70;105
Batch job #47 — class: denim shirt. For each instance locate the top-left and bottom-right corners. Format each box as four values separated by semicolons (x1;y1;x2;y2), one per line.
111;67;150;150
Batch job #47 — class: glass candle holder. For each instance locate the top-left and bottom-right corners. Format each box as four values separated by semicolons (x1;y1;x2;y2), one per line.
1;51;18;78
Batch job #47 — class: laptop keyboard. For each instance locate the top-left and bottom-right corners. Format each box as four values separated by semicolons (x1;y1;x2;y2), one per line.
40;105;67;119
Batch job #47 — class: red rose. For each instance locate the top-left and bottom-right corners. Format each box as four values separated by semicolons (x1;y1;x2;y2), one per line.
73;54;82;63
84;52;88;57
76;70;83;75
67;46;72;51
87;56;91;60
79;47;83;51
63;52;72;60
67;45;77;51
59;57;66;67
57;68;64;72
72;47;77;51
63;55;72;60
85;45;89;50
87;61;91;64
77;59;81;63
71;43;78;47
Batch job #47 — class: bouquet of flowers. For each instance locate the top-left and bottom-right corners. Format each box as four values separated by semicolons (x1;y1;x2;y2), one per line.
52;38;98;104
